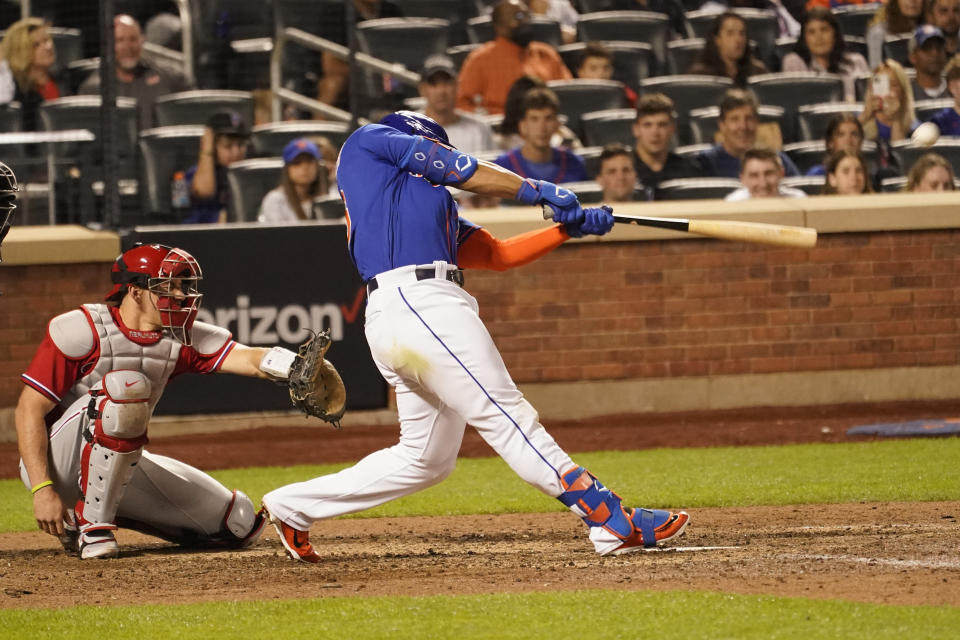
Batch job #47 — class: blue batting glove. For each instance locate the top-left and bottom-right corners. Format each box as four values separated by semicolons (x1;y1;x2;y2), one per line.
565;206;614;238
515;179;584;225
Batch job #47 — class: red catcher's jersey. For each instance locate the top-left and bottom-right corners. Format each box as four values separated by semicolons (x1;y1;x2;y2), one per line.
21;305;234;421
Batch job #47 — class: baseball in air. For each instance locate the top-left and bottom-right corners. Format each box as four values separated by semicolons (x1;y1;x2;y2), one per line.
911;122;940;147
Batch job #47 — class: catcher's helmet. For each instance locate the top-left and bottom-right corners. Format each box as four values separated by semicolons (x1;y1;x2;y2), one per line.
0;161;19;262
105;243;203;345
379;110;450;146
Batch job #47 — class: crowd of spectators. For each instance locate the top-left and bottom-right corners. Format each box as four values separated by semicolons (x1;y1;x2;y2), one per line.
2;0;960;227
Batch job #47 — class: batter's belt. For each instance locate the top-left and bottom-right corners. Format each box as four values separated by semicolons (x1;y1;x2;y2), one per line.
366;266;464;296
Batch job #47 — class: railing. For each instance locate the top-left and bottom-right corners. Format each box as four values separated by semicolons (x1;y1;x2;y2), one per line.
269;27;421;123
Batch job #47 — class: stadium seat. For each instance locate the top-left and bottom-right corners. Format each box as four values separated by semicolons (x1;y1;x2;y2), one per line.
154;90;256;128
879;176;906;191
580;109;636;147
446;43;481;70
355;18;450;98
782;176;824;195
782;141;826;174
655;177;742;200
914;98;953;123
313;194;347;220
833;4;882;38
557;41;653;92
561;180;604;203
845;36;869;61
394;0;473;45
249;122;353;157
225;158;284;222
579;145;604;179
547;79;626;139
39;96;139;180
577;11;672;74
892;137;960;175
66;57;100;93
666;38;705;75
138;125;205;221
0;102;21;133
688;104;785;145
748;72;845;143
883;34;913;66
578;0;616;10
639;75;734;145
797;103;864;141
673;143;713;159
466;15;562;48
48;27;84;78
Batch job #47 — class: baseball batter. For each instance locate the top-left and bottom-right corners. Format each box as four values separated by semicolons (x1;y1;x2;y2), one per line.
262;112;689;562
16;243;305;559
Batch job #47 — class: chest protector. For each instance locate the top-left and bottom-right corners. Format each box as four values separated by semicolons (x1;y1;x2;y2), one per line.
50;304;230;412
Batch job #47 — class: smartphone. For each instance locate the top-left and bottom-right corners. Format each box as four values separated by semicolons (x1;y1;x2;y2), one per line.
871;74;890;98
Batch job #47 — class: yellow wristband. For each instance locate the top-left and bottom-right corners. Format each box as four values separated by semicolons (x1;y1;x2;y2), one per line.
30;480;53;494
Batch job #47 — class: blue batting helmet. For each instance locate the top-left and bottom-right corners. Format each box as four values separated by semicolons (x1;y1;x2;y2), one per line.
379;110;450;146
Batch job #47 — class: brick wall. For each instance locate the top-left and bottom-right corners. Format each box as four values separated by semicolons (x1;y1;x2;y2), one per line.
1;263;107;405
467;229;960;384
2;229;958;408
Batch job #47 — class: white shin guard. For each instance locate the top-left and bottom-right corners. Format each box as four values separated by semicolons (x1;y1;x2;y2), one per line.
77;370;151;535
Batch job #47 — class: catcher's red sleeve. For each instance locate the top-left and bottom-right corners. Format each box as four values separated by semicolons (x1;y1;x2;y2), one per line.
457;225;569;271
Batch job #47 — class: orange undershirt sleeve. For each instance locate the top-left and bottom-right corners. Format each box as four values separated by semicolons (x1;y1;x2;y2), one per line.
457;225;569;272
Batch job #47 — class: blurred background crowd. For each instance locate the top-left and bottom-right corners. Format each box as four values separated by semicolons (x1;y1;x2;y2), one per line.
1;0;959;230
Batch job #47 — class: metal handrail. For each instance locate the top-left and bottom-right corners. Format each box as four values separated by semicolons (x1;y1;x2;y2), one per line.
176;0;195;87
270;27;421;122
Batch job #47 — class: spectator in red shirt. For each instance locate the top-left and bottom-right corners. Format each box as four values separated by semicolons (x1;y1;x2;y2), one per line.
0;17;61;131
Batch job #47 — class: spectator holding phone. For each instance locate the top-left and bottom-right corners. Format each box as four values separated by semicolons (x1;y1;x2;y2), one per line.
859;60;919;142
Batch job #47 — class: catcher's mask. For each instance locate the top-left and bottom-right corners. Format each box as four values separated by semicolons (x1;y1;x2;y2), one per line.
379;110;450;146
0;161;18;263
105;243;203;345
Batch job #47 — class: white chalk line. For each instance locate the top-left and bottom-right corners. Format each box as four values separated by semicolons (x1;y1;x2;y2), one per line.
779;553;960;570
643;545;742;553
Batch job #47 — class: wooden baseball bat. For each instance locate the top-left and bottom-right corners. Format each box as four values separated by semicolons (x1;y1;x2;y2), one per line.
542;207;818;248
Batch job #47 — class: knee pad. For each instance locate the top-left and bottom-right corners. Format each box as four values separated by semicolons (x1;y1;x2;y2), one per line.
93;370;151;441
222;490;266;547
77;371;150;528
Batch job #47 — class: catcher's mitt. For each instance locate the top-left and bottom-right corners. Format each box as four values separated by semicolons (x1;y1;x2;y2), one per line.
288;329;346;427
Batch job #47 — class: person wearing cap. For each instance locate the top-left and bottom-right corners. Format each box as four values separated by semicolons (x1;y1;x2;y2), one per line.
181;111;249;224
258;137;330;224
417;54;496;154
910;25;950;99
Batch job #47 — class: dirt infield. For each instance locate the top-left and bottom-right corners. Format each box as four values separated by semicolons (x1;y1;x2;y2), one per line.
2;400;959;610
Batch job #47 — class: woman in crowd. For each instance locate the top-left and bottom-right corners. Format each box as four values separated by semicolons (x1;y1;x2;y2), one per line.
866;0;924;67
807;113;865;176
905;152;956;191
781;8;870;102
0;18;60;131
822;150;872;194
688;11;767;86
258;137;328;223
859;60;918;142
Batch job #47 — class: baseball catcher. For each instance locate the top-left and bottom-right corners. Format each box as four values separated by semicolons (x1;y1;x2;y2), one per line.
15;243;342;559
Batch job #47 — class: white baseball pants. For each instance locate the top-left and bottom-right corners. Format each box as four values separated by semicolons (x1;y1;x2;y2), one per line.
263;264;575;531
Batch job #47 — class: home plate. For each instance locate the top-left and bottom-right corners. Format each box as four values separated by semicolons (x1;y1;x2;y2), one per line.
641;546;741;553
